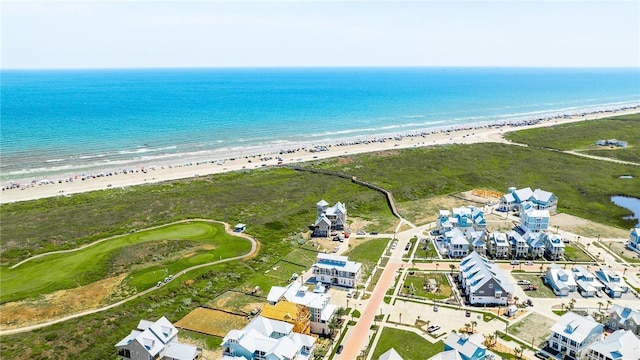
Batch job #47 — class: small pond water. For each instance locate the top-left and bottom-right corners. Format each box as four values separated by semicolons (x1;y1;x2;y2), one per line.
611;196;640;226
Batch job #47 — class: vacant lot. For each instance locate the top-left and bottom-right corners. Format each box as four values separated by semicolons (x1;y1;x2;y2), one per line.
372;327;444;359
601;241;640;263
206;291;264;315
400;272;452;300
508;312;556;347
563;244;593;262
343;237;388;276
511;273;557;298
175;307;248;337
398;195;472;227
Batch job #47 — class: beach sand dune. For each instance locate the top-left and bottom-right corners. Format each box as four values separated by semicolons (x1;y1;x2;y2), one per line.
1;107;638;204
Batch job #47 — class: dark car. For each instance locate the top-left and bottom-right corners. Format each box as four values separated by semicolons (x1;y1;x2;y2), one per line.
336;345;344;354
465;310;471;317
370;231;378;235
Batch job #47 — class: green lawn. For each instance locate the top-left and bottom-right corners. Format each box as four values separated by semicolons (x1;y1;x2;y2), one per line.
511;273;557;298
343;238;389;275
400;272;452;300
0;221;252;303
372;327;444;359
563;244;593;262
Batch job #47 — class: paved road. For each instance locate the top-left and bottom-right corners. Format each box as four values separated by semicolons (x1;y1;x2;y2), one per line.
0;221;258;336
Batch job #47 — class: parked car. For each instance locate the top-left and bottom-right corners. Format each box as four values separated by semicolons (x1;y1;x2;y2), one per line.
370;231;378;235
427;324;441;333
357;230;366;235
347;289;354;298
525;261;534;266
510;260;520;265
465;310;471;317
336;345;344;354
526;299;533;306
517;280;531;286
433;305;439;312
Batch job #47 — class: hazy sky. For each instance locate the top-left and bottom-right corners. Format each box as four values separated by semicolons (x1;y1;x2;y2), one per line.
2;1;639;69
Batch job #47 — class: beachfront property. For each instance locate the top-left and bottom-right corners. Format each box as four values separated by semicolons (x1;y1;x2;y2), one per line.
544;233;565;261
312;200;346;237
547;312;604;359
443;227;470;258
572;266;604;298
489;232;510;259
595;139;628;148
628;228;640;253
266;282;337;335
506;230;529;259
607;305;640;335
583;329;639;360
441;333;488;360
115;316;202;360
221;316;315;360
544;263;577;296
311;253;361;288
522;231;546;259
594;267;628;298
519;201;550;232
436;206;486;235
458;251;514;306
498;187;558;214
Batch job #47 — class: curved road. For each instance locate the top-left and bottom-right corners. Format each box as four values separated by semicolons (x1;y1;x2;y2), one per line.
0;221;258;336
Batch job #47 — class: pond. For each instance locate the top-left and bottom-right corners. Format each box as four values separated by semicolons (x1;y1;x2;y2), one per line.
611;196;640;226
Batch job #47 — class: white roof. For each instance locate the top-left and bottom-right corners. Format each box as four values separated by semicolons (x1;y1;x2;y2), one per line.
550;312;602;344
314;253;361;274
439;210;451;217
314;214;331;227
316;199;329;207
428;350;463;360
513;187;533;202
501;193;515;203
609;304;640;324
266;282;332;311
547;263;577;290
164;341;201;360
532;188;554;203
116;316;198;360
586;329;640;360
443;333;486;360
380;348;404;360
460;252;513;294
523;205;549;219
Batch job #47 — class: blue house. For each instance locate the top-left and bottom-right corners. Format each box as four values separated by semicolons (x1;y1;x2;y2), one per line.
520;201;550;232
594;267;628;298
443;333;487;360
628;228;640;253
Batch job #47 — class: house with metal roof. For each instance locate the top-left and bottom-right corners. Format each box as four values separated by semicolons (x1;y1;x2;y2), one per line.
266;281;337;335
548;312;603;359
221;316;315;360
437;207;486;235
607;305;640;336
489;232;510;259
544;263;577;296
379;348;404;360
594;267;628;298
522;231;546;259
572;266;603;297
311;253;361;288
544;233;565;261
520;201;550;232
312;200;346;237
459;251;514;305
115;316;202;360
443;333;487;360
445;227;470;258
506;230;529;259
628;228;640;253
498;187;557;214
469;231;487;257
583;329;639;360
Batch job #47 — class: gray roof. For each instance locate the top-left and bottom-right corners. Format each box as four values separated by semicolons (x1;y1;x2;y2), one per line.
379;348;403;360
460;252;513;294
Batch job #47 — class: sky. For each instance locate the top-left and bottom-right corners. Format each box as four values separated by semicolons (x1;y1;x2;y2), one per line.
2;1;639;69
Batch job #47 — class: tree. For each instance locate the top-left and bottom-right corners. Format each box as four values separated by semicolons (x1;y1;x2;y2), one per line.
471;321;478;333
515;346;524;360
328;317;339;335
487;333;495;348
606;300;612;310
335;307;347;320
569;298;576;311
598;302;603;312
450;264;456;274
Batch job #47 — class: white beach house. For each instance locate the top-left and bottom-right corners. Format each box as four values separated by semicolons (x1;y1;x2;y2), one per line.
628;227;640;253
594;267;628;298
572;266;603;297
489;232;510;259
498;186;558;214
607;305;640;336
311;253;361;288
583;329;639;360
548;312;603;359
544;263;577;296
544;233;565;261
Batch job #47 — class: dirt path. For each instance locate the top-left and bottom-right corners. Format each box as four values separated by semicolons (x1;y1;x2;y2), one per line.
0;220;258;336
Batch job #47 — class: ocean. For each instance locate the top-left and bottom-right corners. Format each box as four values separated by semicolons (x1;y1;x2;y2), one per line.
1;67;639;183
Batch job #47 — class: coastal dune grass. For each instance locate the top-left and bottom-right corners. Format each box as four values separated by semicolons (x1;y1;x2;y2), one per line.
0;221;252;304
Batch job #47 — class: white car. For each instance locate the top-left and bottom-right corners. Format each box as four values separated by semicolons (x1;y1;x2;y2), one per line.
517;280;531;286
427;324;441;333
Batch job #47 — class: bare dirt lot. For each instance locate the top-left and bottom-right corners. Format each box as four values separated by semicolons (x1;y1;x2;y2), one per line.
0;273;127;330
508;312;557;346
550;213;629;239
206;291;265;315
175;307;249;337
398;195;475;225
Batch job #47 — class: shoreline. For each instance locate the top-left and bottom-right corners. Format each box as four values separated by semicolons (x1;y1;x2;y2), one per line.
1;106;639;204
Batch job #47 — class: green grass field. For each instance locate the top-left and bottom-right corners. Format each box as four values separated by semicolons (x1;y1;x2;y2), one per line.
372;327;444;359
400;272;452;300
0;221;252;303
343;238;389;276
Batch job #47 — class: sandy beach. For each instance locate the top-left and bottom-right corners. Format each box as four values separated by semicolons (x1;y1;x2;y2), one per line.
1;107;638;205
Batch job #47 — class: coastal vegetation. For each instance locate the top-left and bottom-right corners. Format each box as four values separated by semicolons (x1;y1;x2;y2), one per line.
504;113;640;163
1;117;639;358
372;327;444;359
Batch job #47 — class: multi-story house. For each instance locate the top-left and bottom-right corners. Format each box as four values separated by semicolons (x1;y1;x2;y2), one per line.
116;317;202;360
583;329;640;360
507;230;529;259
469;230;487;257
498;187;557;214
311;253;361;288
445;227;470;258
607;305;640;336
221;316;315;360
594;267;628;298
459;251;514;305
548;312;603;359
266;282;337;335
544;233;565;260
312;200;346;237
572;266;603;298
544;263;577;296
628;227;640;253
489;232;510;259
437;207;486;235
523;231;545;259
520;201;549;232
443;333;487;360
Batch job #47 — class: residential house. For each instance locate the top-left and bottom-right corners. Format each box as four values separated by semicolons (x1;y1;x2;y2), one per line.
470;207;487;231
489;232;510;259
116;316;202;360
437;207;486;235
261;301;311;335
544;263;577;296
427;351;463;360
266;282;337;335
379;348;404;360
594;267;628;298
520;201;550;232
548;312;603;359
443;333;487;360
531;188;558;213
221;316;315;360
628;228;640;253
607;305;640;336
583;329;639;360
498;187;558;214
311;253;361;288
596;139;628;148
445;228;470;258
523;231;546;259
437;210;453;234
544;233;565;261
312;200;346;237
572;266;603;298
469;231;487;257
459;251;514;306
507;230;529;259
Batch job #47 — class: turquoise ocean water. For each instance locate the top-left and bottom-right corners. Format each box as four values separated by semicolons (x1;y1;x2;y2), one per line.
1;67;639;183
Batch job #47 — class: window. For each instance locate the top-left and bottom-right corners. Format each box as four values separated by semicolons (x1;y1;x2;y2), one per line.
489;284;493;288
